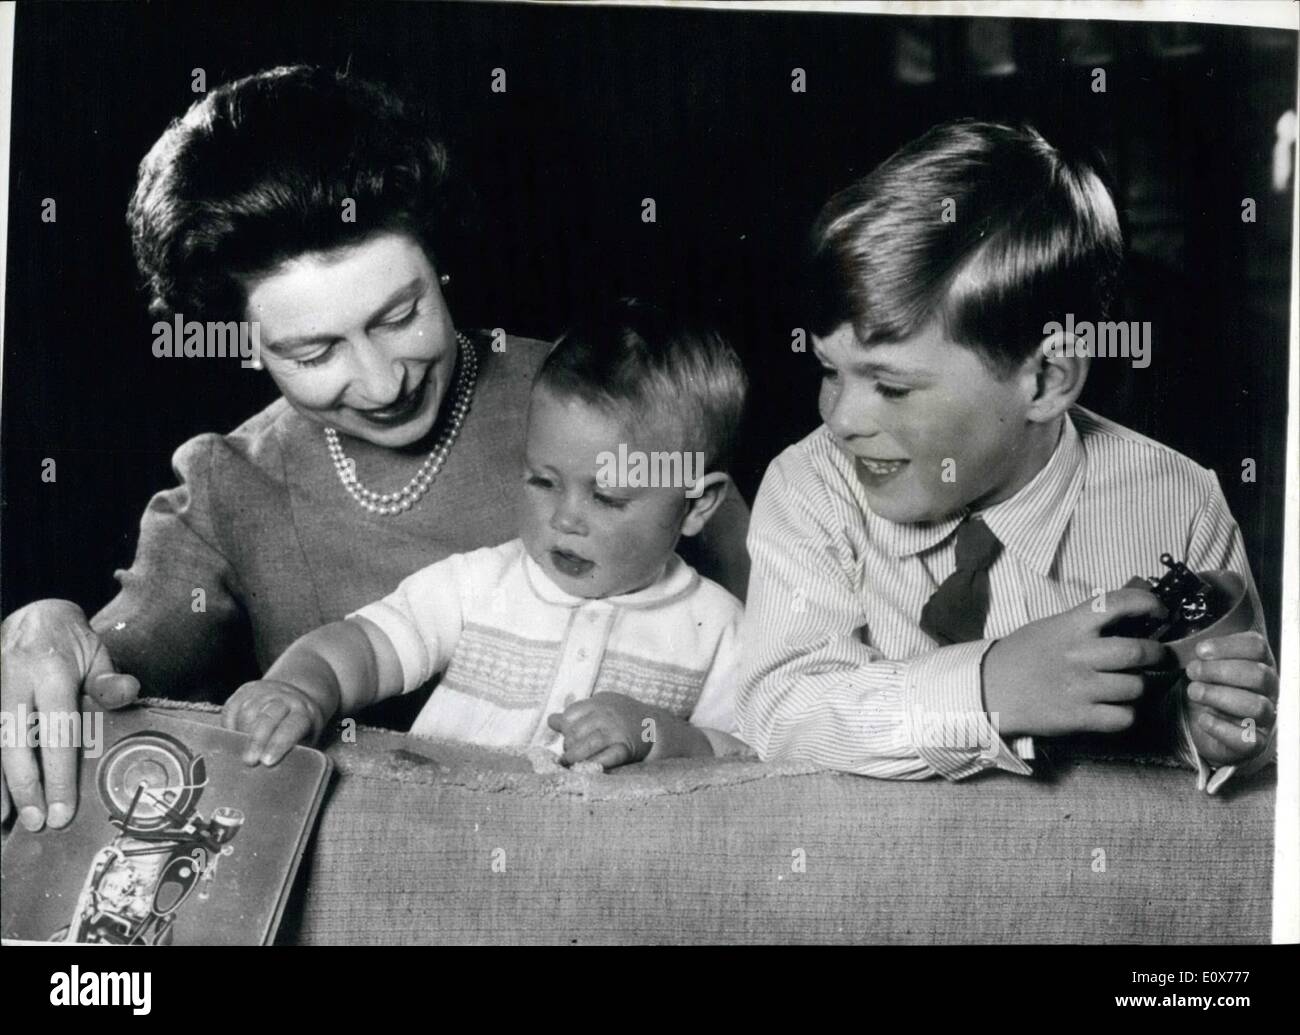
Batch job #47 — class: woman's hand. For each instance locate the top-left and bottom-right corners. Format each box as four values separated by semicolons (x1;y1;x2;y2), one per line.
222;679;330;766
1;600;141;830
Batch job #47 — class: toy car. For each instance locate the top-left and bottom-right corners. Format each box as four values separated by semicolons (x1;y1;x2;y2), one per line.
1110;554;1224;642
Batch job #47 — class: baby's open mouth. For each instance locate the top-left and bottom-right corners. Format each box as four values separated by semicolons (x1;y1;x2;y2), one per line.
550;548;595;578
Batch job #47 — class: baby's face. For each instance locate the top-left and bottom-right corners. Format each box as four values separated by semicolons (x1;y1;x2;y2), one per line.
519;386;691;599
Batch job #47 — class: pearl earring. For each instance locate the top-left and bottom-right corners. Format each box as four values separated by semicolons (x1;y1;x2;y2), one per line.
439;273;451;285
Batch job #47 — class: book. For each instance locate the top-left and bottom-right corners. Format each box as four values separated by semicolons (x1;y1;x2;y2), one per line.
1;705;331;946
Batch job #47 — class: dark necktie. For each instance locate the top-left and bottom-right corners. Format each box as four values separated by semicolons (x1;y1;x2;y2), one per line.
919;516;1003;646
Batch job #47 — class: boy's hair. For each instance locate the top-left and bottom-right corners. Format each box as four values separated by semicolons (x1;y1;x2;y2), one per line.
128;64;464;321
537;299;748;472
807;119;1123;375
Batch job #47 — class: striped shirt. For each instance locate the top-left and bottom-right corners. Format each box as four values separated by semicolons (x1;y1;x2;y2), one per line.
351;539;745;755
737;405;1265;789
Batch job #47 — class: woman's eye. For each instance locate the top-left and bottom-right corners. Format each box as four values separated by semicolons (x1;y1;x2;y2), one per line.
594;493;629;510
526;475;554;490
293;348;335;369
819;365;839;382
876;383;911;400
380;304;419;329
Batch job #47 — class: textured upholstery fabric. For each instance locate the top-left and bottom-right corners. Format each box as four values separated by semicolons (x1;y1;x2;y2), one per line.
274;721;1274;945
2;701;1272;944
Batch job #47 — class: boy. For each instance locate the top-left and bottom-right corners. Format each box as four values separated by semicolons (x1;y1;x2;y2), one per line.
738;120;1277;794
223;300;750;769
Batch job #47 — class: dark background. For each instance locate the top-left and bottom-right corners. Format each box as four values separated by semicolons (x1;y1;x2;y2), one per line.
3;1;1295;649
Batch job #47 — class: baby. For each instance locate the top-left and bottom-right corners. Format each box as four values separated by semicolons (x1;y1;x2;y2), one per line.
223;299;751;769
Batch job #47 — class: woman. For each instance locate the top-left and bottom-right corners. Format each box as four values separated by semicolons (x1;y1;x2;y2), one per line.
0;65;751;832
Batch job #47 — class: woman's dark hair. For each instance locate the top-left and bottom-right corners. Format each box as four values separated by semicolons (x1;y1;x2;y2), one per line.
807;119;1124;375
128;64;462;321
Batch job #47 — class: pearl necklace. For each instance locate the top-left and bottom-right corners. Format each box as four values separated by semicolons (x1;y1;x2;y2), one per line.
324;331;478;515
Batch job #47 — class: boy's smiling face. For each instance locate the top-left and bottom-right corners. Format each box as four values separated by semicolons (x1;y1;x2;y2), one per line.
815;322;1056;524
519;386;693;599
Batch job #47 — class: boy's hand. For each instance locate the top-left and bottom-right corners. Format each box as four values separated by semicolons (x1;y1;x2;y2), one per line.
1184;631;1276;766
221;679;329;766
546;692;656;769
982;588;1170;739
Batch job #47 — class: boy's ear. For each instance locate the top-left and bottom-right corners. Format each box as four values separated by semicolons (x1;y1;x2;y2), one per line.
1026;331;1090;422
679;472;731;538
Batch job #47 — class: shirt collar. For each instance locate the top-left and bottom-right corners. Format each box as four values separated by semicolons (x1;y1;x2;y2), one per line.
979;413;1086;577
851;411;1087;577
521;548;699;610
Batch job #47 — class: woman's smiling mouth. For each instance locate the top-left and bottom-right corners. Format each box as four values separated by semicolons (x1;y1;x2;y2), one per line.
355;369;431;427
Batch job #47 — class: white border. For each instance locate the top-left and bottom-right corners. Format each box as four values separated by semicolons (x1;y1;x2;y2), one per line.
536;1;1298;31
0;1;12;436
1274;56;1299;945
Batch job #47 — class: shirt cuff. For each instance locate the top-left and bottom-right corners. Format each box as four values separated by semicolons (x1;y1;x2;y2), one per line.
1169;693;1217;792
1171;677;1280;794
1184;728;1275;795
700;728;757;759
1168;676;1273;795
902;639;1033;781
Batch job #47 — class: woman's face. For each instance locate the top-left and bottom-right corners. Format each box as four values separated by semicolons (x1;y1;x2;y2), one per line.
243;231;458;448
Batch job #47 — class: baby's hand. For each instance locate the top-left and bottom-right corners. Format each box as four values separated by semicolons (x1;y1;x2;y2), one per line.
1184;631;1277;766
221;679;329;766
546;692;656;769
